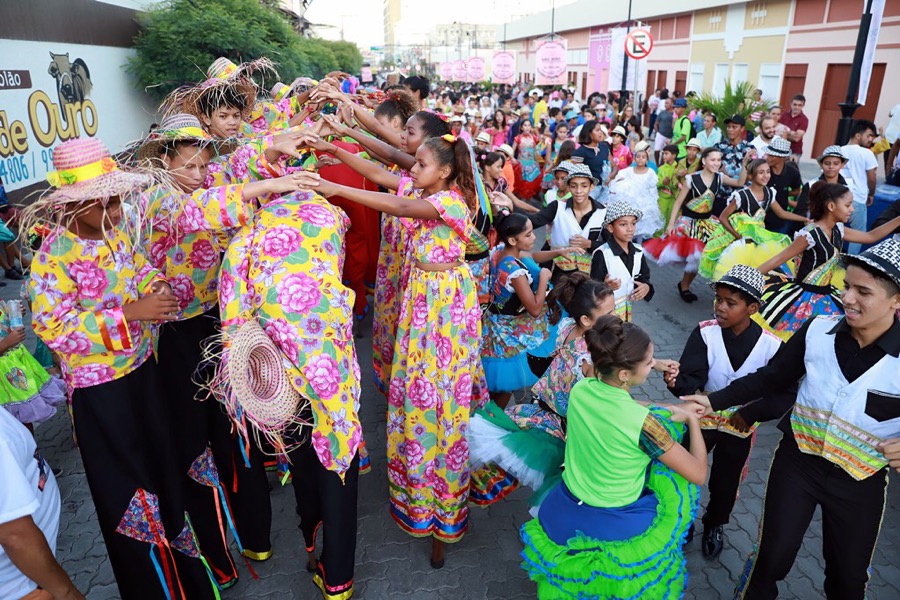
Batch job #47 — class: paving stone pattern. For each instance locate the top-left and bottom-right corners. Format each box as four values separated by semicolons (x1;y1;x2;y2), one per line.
6;162;899;599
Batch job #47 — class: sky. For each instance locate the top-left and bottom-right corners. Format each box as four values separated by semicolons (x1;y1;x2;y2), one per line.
304;0;578;51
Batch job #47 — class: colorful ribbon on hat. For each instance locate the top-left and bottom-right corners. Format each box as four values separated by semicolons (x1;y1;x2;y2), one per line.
46;157;118;187
157;126;211;142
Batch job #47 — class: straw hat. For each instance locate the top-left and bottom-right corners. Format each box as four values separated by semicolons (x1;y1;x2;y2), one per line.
228;319;305;429
633;140;652;154
611;125;627;138
271;77;318;102
497;144;514;158
475;131;491;144
136;113;238;164
163;57;275;119
686;138;702;149
43;138;151;204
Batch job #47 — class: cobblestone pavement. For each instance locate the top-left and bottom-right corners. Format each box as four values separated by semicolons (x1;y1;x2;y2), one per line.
6;162;899;599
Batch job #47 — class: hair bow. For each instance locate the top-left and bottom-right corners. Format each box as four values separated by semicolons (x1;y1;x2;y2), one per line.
441;134;457;143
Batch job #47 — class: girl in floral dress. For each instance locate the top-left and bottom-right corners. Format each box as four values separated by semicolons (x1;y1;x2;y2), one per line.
304;134;485;569
513;120;543;201
750;181;900;339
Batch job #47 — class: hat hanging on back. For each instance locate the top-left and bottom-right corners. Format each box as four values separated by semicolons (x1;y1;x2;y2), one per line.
817;145;849;164
136;113;238;164
565;163;599;185
766;136;792;158
842;238;900;289
709;264;766;305
603;200;643;227
686;138;702;149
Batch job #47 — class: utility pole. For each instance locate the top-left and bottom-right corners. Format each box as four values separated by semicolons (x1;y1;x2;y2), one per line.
620;0;633;106
835;0;875;145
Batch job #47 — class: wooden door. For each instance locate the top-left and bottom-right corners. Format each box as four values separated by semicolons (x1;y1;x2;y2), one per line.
645;70;657;126
814;63;887;155
675;70;687;96
656;71;668;92
780;64;808;109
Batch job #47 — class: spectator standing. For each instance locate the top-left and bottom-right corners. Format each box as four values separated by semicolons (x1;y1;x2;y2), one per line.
778;94;809;161
715;114;752;215
671;98;692;159
750;116;778;159
654;97;675;165
697;113;722;149
841;119;879;253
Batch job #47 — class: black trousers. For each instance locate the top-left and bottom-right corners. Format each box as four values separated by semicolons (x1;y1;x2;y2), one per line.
289;442;360;598
739;434;888;600
71;359;214;600
158;311;237;581
700;429;754;528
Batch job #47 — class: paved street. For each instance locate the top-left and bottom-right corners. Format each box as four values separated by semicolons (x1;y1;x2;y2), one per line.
6;172;900;598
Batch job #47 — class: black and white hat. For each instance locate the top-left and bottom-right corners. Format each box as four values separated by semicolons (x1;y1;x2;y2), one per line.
603;200;643;226
554;160;577;174
766;136;792;158
816;145;848;164
843;239;900;288
565;163;599;185
709;264;766;304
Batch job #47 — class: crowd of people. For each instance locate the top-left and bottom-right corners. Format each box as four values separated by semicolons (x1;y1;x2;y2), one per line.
1;59;900;600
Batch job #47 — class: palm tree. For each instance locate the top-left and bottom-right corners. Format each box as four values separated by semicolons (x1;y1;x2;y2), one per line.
689;81;774;134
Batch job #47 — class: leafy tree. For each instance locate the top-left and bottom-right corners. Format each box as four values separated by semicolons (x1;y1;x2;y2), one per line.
689;81;774;134
323;40;363;75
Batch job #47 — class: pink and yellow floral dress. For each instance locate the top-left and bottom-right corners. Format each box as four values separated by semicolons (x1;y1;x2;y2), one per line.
386;183;486;543
217;192;362;478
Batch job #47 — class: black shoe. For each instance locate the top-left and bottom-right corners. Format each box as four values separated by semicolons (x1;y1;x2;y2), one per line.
683;523;695;546
677;282;698;303
5;268;23;281
702;525;724;559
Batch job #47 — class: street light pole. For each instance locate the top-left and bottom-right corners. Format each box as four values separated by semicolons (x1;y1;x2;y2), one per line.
835;0;875;145
620;0;633;106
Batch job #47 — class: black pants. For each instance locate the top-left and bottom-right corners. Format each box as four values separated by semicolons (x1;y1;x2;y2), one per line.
739;435;888;600
700;429;754;528
158;311;237;581
72;359;214;600
289;442;360;598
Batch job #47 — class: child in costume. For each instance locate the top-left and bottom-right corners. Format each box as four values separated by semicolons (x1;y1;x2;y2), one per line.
543;160;574;205
656;144;680;226
519;315;708;599
481;214;573;407
674;138;702;187
528;163;606;280
512;119;543;200
699;158;808;280
645;146;748;303
668;265;789;559
539;133;574;191
213;182;362;600
303;135;487;570
608;125;634;171
590;201;654;322
752;181;900;339
26;138;217;600
608;141;665;241
0;301;66;427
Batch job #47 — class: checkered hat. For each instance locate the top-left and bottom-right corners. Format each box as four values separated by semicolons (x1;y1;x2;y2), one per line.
843;239;900;288
817;145;848;164
565;163;599;185
766;136;792;158
553;160;576;174
603;200;643;226
709;264;766;304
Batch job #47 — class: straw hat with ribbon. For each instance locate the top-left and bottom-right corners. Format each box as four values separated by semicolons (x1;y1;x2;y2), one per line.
44;138;152;203
136;113;238;164
163;57;276;119
227;319;306;430
271;77;318;102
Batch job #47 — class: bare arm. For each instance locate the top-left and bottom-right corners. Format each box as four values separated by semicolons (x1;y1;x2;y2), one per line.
339;103;403;149
666;179;692;232
0;516;85;600
311;177;440;220
758;235;809;274
657;413;708;485
866;168;877;204
844;215;900;245
322;114;415;171
303;135;401;190
769;199;809;223
788;129;805;142
509;270;550;317
504;190;539;214
887;139;900;174
718;199;742;240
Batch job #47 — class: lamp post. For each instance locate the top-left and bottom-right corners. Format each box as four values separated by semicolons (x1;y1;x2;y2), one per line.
620;0;633;107
835;0;875;145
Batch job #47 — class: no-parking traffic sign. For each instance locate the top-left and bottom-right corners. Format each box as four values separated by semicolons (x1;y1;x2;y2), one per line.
624;29;654;60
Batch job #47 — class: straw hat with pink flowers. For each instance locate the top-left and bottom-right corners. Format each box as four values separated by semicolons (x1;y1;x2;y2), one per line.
44;137;151;204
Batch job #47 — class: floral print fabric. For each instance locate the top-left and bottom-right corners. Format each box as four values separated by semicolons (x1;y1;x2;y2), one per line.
218;192;362;478
482;253;550;359
29;227;164;390
386;188;486;542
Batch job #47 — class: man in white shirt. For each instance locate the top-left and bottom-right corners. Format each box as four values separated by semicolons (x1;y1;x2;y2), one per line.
0;408;83;600
750;116;778;159
841;119;879;253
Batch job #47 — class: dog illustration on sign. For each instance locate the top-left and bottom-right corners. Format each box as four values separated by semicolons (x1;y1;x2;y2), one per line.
48;52;93;125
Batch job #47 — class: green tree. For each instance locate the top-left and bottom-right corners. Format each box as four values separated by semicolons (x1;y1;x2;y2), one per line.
128;0;355;101
322;40;363;75
689;81;774;134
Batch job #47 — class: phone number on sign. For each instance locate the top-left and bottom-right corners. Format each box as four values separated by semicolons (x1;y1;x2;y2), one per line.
1;149;55;187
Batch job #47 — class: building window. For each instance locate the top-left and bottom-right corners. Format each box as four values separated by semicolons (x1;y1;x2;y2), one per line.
731;63;749;85
758;63;782;100
709;10;723;29
750;3;768;25
688;63;705;94
713;63;729;96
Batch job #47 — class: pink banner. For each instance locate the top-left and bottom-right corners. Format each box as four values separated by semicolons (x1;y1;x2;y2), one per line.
467;57;486;82
452;60;467;82
588;36;611;94
491;50;516;85
439;62;453;80
535;38;568;86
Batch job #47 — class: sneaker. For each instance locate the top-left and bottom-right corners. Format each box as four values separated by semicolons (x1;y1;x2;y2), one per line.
702;525;725;559
5;268;23;281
